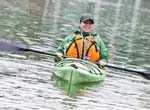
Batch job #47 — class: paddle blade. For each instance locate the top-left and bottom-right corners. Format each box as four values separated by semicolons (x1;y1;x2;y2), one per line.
0;39;25;54
140;71;150;80
0;39;58;56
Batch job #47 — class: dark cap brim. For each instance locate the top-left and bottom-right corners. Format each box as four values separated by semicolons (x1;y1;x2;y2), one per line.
80;13;94;24
82;18;94;24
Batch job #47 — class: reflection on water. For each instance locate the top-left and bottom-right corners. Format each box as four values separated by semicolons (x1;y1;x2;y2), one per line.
0;0;150;110
51;75;103;98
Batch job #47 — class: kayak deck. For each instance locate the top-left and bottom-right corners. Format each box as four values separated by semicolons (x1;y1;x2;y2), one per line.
52;58;106;84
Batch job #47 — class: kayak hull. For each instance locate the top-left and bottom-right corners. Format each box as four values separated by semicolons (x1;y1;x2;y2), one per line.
52;58;106;84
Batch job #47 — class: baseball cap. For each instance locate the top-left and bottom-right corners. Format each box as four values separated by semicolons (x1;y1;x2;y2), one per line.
80;13;94;24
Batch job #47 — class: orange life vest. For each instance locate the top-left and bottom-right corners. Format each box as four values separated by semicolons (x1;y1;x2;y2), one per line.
66;33;100;62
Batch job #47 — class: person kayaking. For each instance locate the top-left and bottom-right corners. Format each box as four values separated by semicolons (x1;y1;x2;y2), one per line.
55;13;108;68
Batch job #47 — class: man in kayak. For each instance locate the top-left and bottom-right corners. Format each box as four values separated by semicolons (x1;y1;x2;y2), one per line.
55;13;108;68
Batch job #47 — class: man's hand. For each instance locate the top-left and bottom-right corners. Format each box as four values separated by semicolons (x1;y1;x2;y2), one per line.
99;60;107;68
55;52;63;60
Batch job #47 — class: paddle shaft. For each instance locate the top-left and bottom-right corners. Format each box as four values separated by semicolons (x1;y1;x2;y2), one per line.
106;63;149;75
0;39;150;79
16;47;150;78
19;47;57;56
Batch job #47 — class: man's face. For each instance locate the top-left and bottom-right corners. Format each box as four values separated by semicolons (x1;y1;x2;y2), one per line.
80;20;94;33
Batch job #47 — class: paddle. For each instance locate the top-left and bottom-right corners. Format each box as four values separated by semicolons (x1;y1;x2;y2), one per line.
0;39;57;56
0;39;150;79
106;63;150;79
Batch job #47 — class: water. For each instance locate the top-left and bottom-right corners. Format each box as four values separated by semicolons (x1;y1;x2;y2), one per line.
0;0;150;110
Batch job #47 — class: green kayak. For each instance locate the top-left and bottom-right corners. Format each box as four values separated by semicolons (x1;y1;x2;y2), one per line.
52;58;106;84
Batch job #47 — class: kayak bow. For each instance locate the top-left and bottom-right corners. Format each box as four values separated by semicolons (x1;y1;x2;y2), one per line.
52;58;106;84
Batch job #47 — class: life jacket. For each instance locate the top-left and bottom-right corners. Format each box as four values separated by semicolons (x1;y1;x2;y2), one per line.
65;32;100;62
